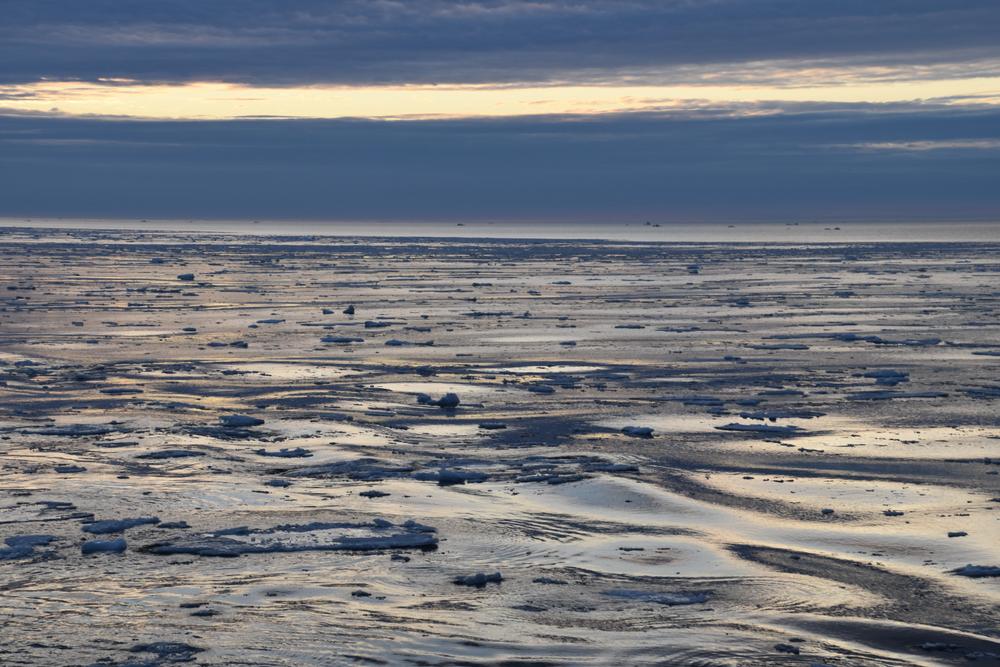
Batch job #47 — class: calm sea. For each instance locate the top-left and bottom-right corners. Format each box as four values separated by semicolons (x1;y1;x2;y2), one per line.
1;218;997;243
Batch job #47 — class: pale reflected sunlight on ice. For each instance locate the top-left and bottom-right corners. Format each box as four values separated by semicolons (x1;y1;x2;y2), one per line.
0;224;998;666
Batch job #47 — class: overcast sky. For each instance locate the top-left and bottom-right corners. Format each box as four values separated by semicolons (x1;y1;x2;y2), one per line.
1;0;998;223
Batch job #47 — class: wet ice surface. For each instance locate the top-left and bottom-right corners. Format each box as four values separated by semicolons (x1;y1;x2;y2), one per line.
1;226;999;666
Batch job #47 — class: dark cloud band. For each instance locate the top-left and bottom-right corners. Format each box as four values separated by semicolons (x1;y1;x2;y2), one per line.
2;1;999;85
2;102;998;221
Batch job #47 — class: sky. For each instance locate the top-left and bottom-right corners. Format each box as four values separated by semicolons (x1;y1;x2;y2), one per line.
1;0;999;223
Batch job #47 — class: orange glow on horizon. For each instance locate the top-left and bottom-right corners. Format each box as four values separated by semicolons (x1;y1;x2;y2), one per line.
3;76;999;121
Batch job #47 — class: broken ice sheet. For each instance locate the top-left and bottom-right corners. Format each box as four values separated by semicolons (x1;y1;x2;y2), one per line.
1;227;999;666
142;519;438;557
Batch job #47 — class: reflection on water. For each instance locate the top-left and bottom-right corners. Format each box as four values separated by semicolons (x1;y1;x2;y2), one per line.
1;226;998;665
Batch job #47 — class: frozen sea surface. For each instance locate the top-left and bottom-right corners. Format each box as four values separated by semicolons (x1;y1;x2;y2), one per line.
0;225;998;666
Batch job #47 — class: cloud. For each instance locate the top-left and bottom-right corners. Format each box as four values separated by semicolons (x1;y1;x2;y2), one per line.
1;101;997;222
4;77;999;122
2;1;999;85
832;139;1000;152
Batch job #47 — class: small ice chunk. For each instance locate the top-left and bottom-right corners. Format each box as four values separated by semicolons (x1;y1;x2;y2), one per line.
129;643;203;661
157;521;190;529
29;424;115;437
5;535;55;548
847;390;947;401
321;335;364;344
739;409;824;421
963;386;1000;399
715;423;803;435
82;538;127;554
453;572;503;588
0;534;56;560
219;414;264;428
950;564;1000;578
136;449;203;460
385;339;434;347
862;369;909;386
428;393;460;408
413;468;488;486
532;577;568;585
99;387;143;395
190;608;220;617
83;517;160;534
254;447;312;458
